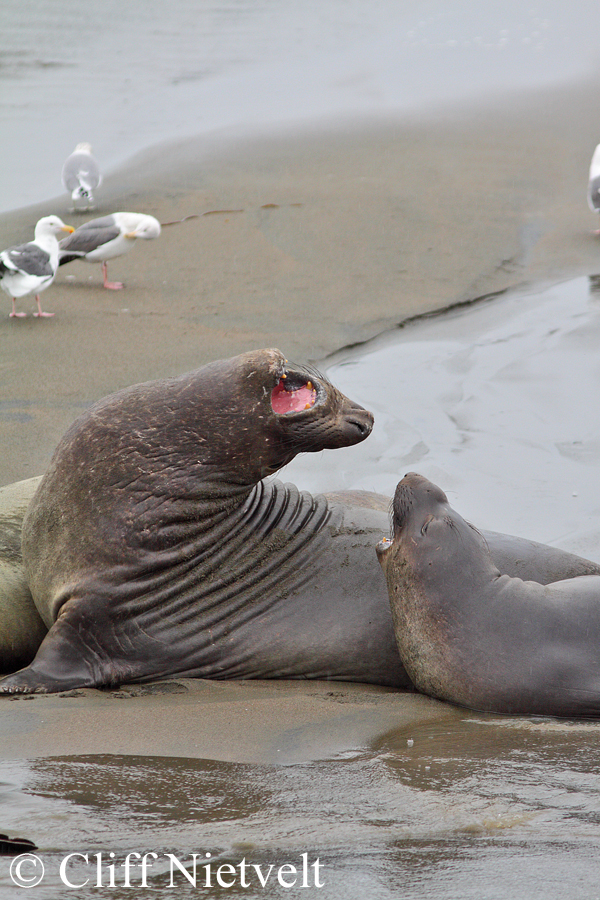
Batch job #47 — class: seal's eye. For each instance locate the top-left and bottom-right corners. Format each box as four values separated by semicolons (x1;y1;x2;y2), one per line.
421;515;434;536
271;376;317;414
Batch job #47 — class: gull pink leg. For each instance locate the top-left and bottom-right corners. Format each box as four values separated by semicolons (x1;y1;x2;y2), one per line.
33;295;54;318
9;298;26;318
102;261;124;290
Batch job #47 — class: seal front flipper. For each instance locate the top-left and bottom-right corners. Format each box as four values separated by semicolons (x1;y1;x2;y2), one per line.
0;616;128;694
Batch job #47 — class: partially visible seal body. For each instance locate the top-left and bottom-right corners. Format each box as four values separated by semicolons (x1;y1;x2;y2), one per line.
0;478;47;673
377;472;600;718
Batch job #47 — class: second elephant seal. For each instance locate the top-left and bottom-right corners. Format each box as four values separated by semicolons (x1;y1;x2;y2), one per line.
377;472;600;718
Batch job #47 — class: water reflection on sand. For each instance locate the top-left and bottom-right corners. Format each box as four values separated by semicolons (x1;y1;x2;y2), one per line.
3;710;600;898
284;275;600;560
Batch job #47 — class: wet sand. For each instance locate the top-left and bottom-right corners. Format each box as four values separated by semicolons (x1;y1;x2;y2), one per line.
3;687;600;899
0;680;449;765
283;275;600;559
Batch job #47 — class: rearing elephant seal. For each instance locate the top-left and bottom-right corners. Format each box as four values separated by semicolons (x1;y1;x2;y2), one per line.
1;348;390;692
377;472;600;718
2;349;600;693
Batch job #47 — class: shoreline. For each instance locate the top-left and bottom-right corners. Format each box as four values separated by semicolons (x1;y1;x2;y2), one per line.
2;80;600;486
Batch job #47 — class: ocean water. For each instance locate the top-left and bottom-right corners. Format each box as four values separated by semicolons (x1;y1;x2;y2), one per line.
2;0;600;212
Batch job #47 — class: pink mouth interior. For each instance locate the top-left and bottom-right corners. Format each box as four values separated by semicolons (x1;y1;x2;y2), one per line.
271;378;317;414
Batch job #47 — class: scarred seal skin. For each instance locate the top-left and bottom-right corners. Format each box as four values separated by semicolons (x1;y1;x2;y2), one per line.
377;472;600;718
2;350;600;694
0;348;393;693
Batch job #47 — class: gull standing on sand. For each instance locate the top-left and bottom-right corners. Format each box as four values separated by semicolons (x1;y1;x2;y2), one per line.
0;216;74;318
587;143;600;232
61;143;102;210
58;212;161;289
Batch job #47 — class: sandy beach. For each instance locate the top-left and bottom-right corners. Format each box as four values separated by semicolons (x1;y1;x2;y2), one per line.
2;78;600;487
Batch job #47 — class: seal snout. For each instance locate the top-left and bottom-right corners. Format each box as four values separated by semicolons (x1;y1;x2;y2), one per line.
399;472;449;504
392;472;449;534
392;482;415;533
343;403;374;439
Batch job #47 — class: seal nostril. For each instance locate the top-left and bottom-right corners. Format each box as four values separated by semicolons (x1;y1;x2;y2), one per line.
346;417;366;435
347;414;373;437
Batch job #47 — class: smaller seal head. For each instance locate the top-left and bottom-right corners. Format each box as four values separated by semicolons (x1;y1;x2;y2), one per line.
377;471;491;581
376;472;458;577
391;472;449;538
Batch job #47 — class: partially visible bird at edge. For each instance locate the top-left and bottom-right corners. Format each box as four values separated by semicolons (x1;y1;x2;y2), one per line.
0;216;74;318
587;143;600;233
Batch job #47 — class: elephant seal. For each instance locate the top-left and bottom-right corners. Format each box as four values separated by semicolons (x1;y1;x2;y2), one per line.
2;349;600;694
377;472;600;718
1;348;390;693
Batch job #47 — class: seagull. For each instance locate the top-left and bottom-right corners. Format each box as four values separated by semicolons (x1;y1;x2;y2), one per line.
58;212;161;289
587;143;600;232
61;143;102;211
0;216;74;318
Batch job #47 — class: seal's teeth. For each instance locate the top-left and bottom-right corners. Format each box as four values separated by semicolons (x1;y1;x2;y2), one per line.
307;381;313;390
271;378;317;414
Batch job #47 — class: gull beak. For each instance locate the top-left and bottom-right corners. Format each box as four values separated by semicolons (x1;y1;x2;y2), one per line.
63;225;75;234
124;231;138;239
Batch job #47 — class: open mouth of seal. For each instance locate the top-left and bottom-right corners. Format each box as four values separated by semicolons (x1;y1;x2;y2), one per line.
271;374;317;415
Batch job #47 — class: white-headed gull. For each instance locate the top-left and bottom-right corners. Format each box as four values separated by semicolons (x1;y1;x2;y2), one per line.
61;143;102;211
58;212;161;289
0;216;74;318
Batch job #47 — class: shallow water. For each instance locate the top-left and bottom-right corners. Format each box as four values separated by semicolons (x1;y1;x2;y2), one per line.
3;712;600;898
283;275;600;561
3;0;600;213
